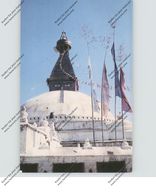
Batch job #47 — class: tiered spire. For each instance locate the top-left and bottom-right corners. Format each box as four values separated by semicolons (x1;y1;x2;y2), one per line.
47;32;79;91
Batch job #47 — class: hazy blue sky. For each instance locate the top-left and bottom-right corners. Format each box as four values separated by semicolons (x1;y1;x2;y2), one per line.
21;0;132;118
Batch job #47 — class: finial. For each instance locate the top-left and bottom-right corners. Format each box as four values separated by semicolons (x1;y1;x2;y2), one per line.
55;32;72;53
60;31;67;40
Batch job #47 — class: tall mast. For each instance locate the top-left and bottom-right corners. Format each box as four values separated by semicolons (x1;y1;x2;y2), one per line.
121;95;125;141
118;45;126;141
91;76;96;146
101;45;109;145
113;27;117;142
87;43;96;146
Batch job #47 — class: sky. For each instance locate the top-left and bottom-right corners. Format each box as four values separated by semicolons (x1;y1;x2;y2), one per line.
21;0;132;119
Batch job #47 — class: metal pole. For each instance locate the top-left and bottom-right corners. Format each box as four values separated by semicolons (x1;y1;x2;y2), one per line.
91;79;96;146
121;105;125;141
101;47;108;146
101;89;104;146
113;27;117;142
87;43;96;146
114;96;117;141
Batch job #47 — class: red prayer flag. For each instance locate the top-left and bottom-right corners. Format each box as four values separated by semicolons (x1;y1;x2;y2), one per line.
120;68;132;113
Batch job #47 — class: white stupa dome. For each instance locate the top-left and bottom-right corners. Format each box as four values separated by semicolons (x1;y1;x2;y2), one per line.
24;90;114;122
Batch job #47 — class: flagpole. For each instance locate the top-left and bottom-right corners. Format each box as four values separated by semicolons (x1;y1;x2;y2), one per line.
87;43;96;146
120;67;124;141
114;91;117;141
121;100;125;141
119;53;125;142
101;47;108;146
101;89;104;146
91;79;96;146
120;68;127;142
113;26;117;143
